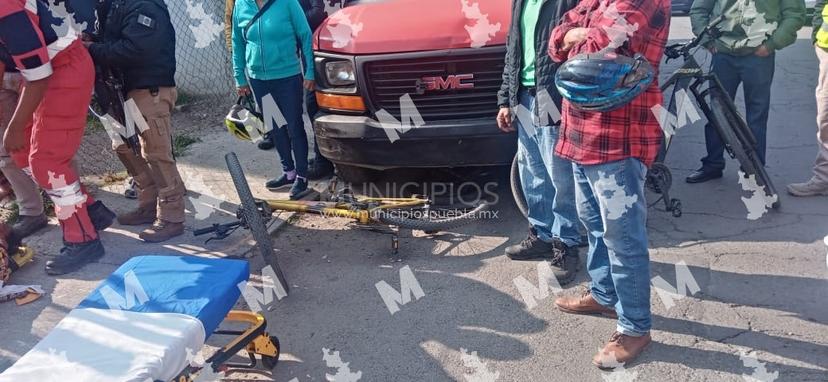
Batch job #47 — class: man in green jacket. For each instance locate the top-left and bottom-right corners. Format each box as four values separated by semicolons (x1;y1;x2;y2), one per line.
687;0;806;183
788;0;828;196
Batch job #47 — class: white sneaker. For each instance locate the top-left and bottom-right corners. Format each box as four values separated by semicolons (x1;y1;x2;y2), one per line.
787;178;828;197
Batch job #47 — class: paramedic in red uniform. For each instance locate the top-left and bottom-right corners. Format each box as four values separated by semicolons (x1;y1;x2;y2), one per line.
0;0;116;275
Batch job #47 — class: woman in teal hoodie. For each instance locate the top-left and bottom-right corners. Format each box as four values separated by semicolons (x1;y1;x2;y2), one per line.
232;0;315;199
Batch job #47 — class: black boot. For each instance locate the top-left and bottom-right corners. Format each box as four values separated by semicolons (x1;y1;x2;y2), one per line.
45;239;105;275
88;201;116;231
549;242;580;285
307;158;334;180
11;213;48;239
685;167;723;183
505;229;557;260
258;134;275;150
6;230;21;256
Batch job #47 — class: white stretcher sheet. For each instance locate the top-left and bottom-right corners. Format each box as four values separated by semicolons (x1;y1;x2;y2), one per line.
0;308;206;382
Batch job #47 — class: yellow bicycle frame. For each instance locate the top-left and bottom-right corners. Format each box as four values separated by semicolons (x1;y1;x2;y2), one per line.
263;197;427;224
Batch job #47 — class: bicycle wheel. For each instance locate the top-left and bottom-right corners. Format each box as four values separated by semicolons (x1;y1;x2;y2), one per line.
707;88;780;208
510;153;529;219
225;152;290;295
376;203;490;232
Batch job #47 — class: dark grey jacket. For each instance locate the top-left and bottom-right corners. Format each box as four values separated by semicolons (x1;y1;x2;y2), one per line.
497;0;578;109
89;0;176;92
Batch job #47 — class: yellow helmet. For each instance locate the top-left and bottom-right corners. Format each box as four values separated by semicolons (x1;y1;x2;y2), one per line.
225;96;268;142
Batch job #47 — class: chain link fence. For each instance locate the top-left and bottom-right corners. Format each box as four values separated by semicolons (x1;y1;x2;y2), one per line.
168;0;236;100
78;0;234;178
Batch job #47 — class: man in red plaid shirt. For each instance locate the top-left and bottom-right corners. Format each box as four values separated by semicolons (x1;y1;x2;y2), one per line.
547;0;671;368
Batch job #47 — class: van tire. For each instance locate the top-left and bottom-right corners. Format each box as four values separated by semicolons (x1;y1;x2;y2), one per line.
334;164;380;184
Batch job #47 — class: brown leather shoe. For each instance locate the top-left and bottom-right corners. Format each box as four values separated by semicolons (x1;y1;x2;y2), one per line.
117;207;157;226
554;289;618;318
593;331;651;369
139;220;184;243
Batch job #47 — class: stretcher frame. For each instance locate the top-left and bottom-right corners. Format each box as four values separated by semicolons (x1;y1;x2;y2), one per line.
171;310;280;382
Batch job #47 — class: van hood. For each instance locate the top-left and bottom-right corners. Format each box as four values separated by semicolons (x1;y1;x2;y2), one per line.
314;0;510;54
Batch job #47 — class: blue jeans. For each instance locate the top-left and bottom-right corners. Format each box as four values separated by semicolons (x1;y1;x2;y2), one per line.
250;75;309;177
573;158;651;336
702;52;775;170
306;88;330;163
516;89;581;247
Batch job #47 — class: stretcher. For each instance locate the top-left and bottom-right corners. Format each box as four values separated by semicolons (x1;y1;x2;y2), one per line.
0;255;280;382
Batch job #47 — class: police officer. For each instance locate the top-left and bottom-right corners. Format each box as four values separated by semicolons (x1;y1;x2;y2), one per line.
85;0;186;242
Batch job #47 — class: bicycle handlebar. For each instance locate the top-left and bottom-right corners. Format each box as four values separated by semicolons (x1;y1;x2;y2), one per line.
665;15;725;59
193;221;241;236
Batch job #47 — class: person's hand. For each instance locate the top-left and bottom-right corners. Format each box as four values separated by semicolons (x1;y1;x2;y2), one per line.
82;40;93;49
3;121;25;153
237;85;251;96
303;79;316;91
562;27;589;52
496;106;514;132
706;44;717;54
754;44;771;57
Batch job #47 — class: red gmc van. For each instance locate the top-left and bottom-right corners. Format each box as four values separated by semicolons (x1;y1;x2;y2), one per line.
312;0;515;180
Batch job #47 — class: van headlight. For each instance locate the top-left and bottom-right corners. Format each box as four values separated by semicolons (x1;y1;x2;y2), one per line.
325;61;356;86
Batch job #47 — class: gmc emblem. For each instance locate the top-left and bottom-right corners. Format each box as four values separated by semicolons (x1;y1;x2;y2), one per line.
416;74;474;94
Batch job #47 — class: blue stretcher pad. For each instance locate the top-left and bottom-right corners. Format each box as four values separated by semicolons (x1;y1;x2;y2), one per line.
79;255;250;334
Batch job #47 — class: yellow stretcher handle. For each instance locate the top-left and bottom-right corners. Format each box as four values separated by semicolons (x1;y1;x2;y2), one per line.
10;246;34;271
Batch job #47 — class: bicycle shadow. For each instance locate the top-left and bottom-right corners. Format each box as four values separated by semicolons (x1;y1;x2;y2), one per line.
242;183;552;381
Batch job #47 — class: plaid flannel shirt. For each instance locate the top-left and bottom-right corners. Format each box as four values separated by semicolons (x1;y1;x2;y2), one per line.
548;0;671;166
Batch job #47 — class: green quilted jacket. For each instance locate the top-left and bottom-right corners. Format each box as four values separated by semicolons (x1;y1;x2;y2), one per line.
690;0;806;55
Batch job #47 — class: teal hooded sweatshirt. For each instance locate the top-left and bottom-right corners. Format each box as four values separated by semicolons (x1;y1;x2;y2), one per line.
231;0;314;87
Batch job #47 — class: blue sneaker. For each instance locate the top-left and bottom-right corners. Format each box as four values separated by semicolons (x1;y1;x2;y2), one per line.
289;177;309;200
266;174;294;191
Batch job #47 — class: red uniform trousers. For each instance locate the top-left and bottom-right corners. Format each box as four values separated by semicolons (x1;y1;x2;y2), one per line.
11;41;97;243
